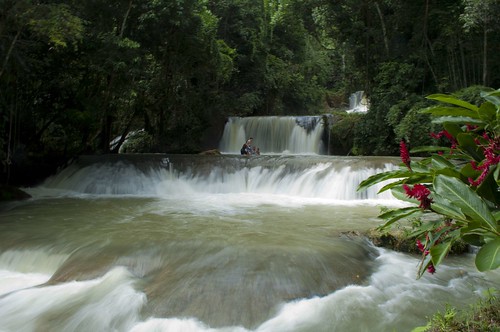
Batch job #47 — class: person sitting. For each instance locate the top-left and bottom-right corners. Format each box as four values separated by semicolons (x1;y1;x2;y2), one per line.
240;137;253;155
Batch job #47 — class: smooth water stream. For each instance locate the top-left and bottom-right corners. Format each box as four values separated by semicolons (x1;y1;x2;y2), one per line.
0;155;498;332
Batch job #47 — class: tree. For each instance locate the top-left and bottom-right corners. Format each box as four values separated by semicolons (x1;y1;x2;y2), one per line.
460;0;500;86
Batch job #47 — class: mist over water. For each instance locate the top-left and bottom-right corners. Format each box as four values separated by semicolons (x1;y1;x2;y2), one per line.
0;154;498;332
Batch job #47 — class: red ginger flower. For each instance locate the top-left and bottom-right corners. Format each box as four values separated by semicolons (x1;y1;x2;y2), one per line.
416;238;435;274
468;134;500;186
400;140;411;171
403;184;433;209
430;130;457;150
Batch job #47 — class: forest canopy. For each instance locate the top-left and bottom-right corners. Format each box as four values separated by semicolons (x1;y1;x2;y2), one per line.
1;0;500;185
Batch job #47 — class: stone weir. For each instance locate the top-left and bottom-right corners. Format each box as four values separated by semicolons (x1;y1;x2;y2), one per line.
71;153;397;174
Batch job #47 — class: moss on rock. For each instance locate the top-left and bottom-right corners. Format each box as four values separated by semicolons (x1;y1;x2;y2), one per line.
365;228;469;255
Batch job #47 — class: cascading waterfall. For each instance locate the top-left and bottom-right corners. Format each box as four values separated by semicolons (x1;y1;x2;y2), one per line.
218;116;331;155
36;154;397;202
1;154;498;332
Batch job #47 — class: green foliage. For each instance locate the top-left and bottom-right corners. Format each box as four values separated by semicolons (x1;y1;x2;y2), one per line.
359;88;500;277
412;289;499;332
2;0;500;183
28;4;84;48
329;111;364;155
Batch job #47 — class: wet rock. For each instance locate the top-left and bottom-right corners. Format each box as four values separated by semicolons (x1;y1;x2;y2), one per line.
0;185;31;201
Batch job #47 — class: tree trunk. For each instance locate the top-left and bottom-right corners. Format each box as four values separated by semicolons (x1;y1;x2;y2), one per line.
374;2;389;57
482;26;487;85
119;0;133;38
0;28;22;80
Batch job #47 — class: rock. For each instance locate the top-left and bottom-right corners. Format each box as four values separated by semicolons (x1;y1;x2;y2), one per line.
0;185;31;201
199;149;222;155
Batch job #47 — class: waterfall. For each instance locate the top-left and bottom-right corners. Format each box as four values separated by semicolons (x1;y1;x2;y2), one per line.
347;91;369;113
218;116;331;155
36;154;398;203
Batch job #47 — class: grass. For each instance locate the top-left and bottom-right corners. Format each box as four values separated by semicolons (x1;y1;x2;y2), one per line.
412;289;499;332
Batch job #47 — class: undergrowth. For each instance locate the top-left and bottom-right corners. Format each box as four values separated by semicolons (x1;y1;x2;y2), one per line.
412;288;499;332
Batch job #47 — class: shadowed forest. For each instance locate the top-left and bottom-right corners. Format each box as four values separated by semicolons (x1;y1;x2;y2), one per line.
1;0;500;185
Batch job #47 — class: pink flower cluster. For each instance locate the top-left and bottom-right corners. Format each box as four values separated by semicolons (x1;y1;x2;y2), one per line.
430;130;457;150
403;184;433;209
416;239;436;274
468;134;500;186
399;140;411;170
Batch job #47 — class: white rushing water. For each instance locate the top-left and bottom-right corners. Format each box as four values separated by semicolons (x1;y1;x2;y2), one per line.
218;116;330;155
0;155;498;332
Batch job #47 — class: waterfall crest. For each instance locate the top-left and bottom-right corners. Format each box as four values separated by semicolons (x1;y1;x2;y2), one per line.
36;154;398;202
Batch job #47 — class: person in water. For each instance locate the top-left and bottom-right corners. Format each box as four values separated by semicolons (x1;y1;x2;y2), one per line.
240;137;253;155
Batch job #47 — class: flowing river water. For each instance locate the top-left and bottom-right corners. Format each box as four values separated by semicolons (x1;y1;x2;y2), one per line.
0;154;498;332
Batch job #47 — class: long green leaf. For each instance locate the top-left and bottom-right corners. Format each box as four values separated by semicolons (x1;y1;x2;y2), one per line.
421;106;479;119
475;238;500;271
431;193;466;220
357;170;410;192
430;241;452;267
481;89;500;107
432;116;484;125
427;94;479;111
410;146;451;154
433;175;498;232
377;207;422;230
431;155;455;169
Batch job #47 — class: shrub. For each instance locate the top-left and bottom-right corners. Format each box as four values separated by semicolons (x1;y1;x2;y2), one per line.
359;88;500;277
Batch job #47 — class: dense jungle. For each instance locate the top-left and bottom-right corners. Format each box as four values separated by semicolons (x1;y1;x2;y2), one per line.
1;0;500;186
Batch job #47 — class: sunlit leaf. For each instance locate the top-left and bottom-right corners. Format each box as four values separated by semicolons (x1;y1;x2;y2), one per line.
430;241;452;267
432;116;484;125
421;106;479;118
357;170;411;192
433;175;497;232
426;94;479;111
475;238;500;271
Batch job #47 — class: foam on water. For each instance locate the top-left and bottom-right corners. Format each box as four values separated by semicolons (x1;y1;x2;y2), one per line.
1;247;496;332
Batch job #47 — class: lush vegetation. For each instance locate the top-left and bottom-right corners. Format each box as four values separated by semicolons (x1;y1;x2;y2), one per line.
2;0;500;184
359;89;500;277
413;289;499;332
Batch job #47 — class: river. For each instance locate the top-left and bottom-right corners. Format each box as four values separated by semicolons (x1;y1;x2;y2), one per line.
0;154;498;332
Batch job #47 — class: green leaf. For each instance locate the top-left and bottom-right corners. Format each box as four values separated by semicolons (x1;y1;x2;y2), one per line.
493;210;500;221
431;155;455;169
462;234;484;246
432;116;484;126
433;175;498;232
410;146;451;154
421;106;479;119
411;324;432;332
357;170;411;192
377;207;422;230
456;133;484;161
475;238;500;271
481;89;500;107
443;123;463;138
426;94;479;111
430;241;452;267
478;102;496;124
494;165;500;184
431;193;466;220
